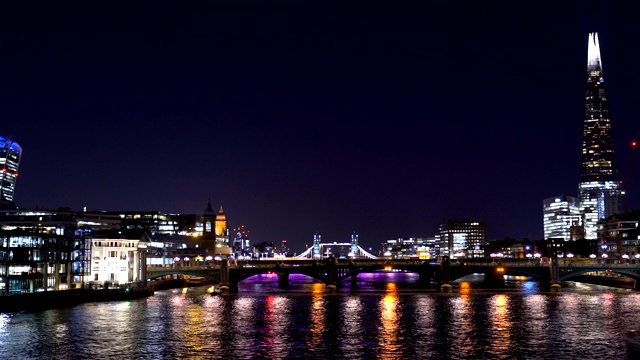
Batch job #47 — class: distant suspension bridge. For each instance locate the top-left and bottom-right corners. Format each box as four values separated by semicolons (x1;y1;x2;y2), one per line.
294;233;377;259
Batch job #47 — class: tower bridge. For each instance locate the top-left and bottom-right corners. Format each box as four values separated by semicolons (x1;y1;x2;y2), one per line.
147;257;640;294
295;232;377;259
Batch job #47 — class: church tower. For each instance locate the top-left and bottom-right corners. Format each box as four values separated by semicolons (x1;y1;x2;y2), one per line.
215;205;227;236
202;201;217;241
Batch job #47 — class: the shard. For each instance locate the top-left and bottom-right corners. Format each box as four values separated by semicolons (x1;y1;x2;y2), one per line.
578;32;622;239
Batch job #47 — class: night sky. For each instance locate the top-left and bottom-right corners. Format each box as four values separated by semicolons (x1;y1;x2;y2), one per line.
1;1;639;251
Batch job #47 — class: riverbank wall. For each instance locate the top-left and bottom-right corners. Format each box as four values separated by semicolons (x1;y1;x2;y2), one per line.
0;286;154;313
566;275;636;289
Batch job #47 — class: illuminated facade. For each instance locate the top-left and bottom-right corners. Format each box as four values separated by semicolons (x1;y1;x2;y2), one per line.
0;136;21;203
597;210;640;262
201;202;231;255
579;32;622;239
543;196;582;241
438;220;485;258
89;234;148;288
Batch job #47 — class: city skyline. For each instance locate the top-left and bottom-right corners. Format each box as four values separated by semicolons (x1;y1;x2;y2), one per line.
1;1;639;250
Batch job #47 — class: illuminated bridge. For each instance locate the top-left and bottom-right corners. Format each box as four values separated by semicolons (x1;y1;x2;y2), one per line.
146;257;640;294
294;233;377;259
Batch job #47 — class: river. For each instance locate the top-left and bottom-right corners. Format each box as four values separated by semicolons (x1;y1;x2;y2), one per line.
0;273;638;359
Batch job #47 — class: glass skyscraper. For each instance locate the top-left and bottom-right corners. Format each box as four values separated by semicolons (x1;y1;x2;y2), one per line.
0;136;21;203
578;32;622;240
543;195;582;241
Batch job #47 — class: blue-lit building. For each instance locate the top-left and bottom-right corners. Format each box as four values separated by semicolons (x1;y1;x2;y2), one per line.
0;136;21;204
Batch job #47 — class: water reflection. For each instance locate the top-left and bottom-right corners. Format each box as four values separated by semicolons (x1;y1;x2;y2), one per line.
488;294;512;355
451;291;475;357
378;284;401;359
263;296;292;358
340;296;364;358
230;297;257;358
308;285;326;353
1;281;639;359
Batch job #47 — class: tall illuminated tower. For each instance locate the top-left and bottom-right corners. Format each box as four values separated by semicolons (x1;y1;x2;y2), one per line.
0;136;21;203
579;32;622;239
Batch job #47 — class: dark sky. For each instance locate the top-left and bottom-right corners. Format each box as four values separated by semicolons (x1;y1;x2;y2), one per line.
1;0;639;252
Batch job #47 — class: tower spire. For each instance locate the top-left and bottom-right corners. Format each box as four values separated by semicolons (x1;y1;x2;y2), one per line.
587;32;602;70
578;32;622;240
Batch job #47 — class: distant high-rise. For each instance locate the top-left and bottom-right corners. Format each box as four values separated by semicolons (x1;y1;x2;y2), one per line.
578;32;622;239
543;195;582;241
438;220;485;258
0;136;21;203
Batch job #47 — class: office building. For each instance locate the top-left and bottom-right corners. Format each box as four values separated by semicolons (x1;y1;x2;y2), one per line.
0;136;21;204
543;195;582;241
438;220;486;258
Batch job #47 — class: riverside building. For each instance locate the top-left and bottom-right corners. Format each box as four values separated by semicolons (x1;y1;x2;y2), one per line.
0;136;21;204
438;220;486;258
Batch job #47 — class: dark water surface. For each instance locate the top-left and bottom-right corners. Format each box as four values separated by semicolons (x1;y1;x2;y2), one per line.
0;273;638;359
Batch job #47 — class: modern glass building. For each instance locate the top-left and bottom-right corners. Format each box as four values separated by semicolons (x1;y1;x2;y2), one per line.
578;33;622;240
543;195;582;241
0;136;21;203
438;220;486;258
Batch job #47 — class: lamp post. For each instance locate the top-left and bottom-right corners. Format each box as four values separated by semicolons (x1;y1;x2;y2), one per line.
635;254;640;265
622;254;630;264
214;255;222;267
526;253;532;264
601;253;608;265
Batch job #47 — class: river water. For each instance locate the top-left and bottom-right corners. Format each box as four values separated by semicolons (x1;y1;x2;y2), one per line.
0;273;638;359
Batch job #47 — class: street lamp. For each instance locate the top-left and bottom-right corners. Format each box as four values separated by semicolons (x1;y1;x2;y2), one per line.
490;253;497;263
566;253;574;258
526;253;532;263
622;254;630;264
214;255;222;266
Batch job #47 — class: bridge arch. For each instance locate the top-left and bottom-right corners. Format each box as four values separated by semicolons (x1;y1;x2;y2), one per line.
147;269;221;283
559;268;640;283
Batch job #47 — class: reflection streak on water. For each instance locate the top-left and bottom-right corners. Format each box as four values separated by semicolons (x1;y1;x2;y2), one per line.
522;294;549;348
412;296;436;350
308;283;326;354
264;296;292;359
230;297;257;358
378;282;402;359
340;296;364;358
451;292;475;357
489;294;512;355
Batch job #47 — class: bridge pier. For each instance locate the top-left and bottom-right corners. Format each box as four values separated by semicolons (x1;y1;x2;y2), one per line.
484;265;505;287
439;256;453;293
218;259;238;294
549;258;561;293
277;272;289;289
325;256;338;293
419;261;436;288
